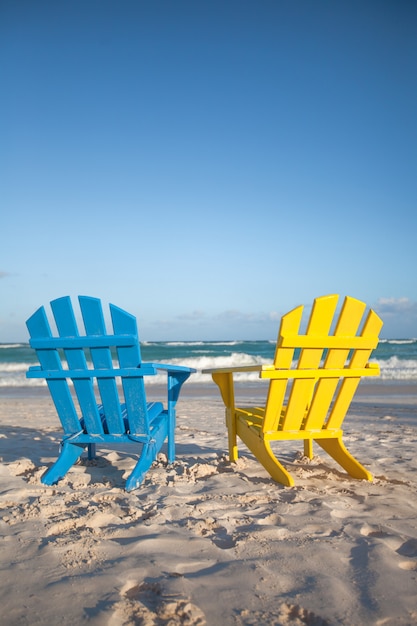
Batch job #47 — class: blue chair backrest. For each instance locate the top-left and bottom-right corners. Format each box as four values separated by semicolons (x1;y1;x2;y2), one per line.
26;296;154;437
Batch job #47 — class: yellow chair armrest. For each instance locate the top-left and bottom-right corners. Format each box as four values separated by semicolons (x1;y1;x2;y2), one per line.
366;362;380;371
206;371;235;409
202;365;262;374
202;366;264;409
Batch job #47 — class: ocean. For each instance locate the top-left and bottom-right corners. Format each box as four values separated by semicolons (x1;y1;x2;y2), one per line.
1;339;417;388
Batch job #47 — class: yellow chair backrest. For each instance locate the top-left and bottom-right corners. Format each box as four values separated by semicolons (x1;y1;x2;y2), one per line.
262;294;383;434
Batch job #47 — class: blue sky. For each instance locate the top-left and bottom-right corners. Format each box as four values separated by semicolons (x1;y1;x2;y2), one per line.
1;0;416;341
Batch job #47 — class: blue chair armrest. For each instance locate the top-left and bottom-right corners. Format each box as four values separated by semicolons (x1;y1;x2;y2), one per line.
151;363;196;374
148;363;196;404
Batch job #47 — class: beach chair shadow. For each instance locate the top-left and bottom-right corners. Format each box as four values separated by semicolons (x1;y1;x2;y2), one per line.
204;294;383;486
26;296;195;491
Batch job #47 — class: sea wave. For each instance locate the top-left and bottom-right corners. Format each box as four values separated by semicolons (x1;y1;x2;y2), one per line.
166;353;269;383
143;341;205;347
1;353;417;387
0;353;268;386
377;357;417;380
379;339;417;345
0;362;47;387
143;340;250;347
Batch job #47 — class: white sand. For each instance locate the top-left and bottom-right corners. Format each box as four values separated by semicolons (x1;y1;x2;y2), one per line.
1;383;417;625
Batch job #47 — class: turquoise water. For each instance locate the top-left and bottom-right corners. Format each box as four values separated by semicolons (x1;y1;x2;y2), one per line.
1;339;416;387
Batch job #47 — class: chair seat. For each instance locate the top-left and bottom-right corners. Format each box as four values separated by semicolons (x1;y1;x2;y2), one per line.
80;401;165;435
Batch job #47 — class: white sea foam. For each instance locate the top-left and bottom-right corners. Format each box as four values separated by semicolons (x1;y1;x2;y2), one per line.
0;362;46;387
150;341;206;347
163;353;269;383
380;339;417;345
144;340;245;347
377;356;417;380
0;354;267;386
2;354;417;386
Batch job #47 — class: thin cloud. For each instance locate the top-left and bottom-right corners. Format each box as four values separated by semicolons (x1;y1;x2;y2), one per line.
374;297;417;338
0;271;11;279
215;310;282;324
176;310;279;324
176;310;206;321
174;309;283;326
376;297;417;316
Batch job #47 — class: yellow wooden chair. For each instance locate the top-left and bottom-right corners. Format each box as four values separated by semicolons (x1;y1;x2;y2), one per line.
204;295;383;486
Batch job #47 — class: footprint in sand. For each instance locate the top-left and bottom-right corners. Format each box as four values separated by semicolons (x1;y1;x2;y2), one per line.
40;497;131;569
42;518;101;569
396;538;417;558
6;461;49;486
236;602;330;625
108;579;206;625
361;524;417;570
360;523;404;550
185;516;238;550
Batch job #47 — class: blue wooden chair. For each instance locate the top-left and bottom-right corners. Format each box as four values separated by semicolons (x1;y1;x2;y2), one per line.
26;296;195;491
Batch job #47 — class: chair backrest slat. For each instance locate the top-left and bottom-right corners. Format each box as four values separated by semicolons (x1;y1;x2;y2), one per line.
263;304;302;432
110;303;149;434
26;305;81;433
51;297;104;435
79;296;125;434
282;294;338;432
326;307;383;429
303;296;366;430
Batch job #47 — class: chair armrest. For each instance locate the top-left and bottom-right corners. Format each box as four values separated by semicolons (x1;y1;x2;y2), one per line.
365;362;380;371
202;371;236;409
151;363;196;375
202;365;264;409
202;365;262;374
149;363;196;405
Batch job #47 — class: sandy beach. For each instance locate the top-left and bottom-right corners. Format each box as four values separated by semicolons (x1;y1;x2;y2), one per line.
1;382;417;626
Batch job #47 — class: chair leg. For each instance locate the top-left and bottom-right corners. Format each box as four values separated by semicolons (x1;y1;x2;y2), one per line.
316;437;373;481
125;417;169;491
41;442;86;486
167;409;175;464
304;439;313;459
226;408;239;462
237;424;295;487
125;441;158;492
